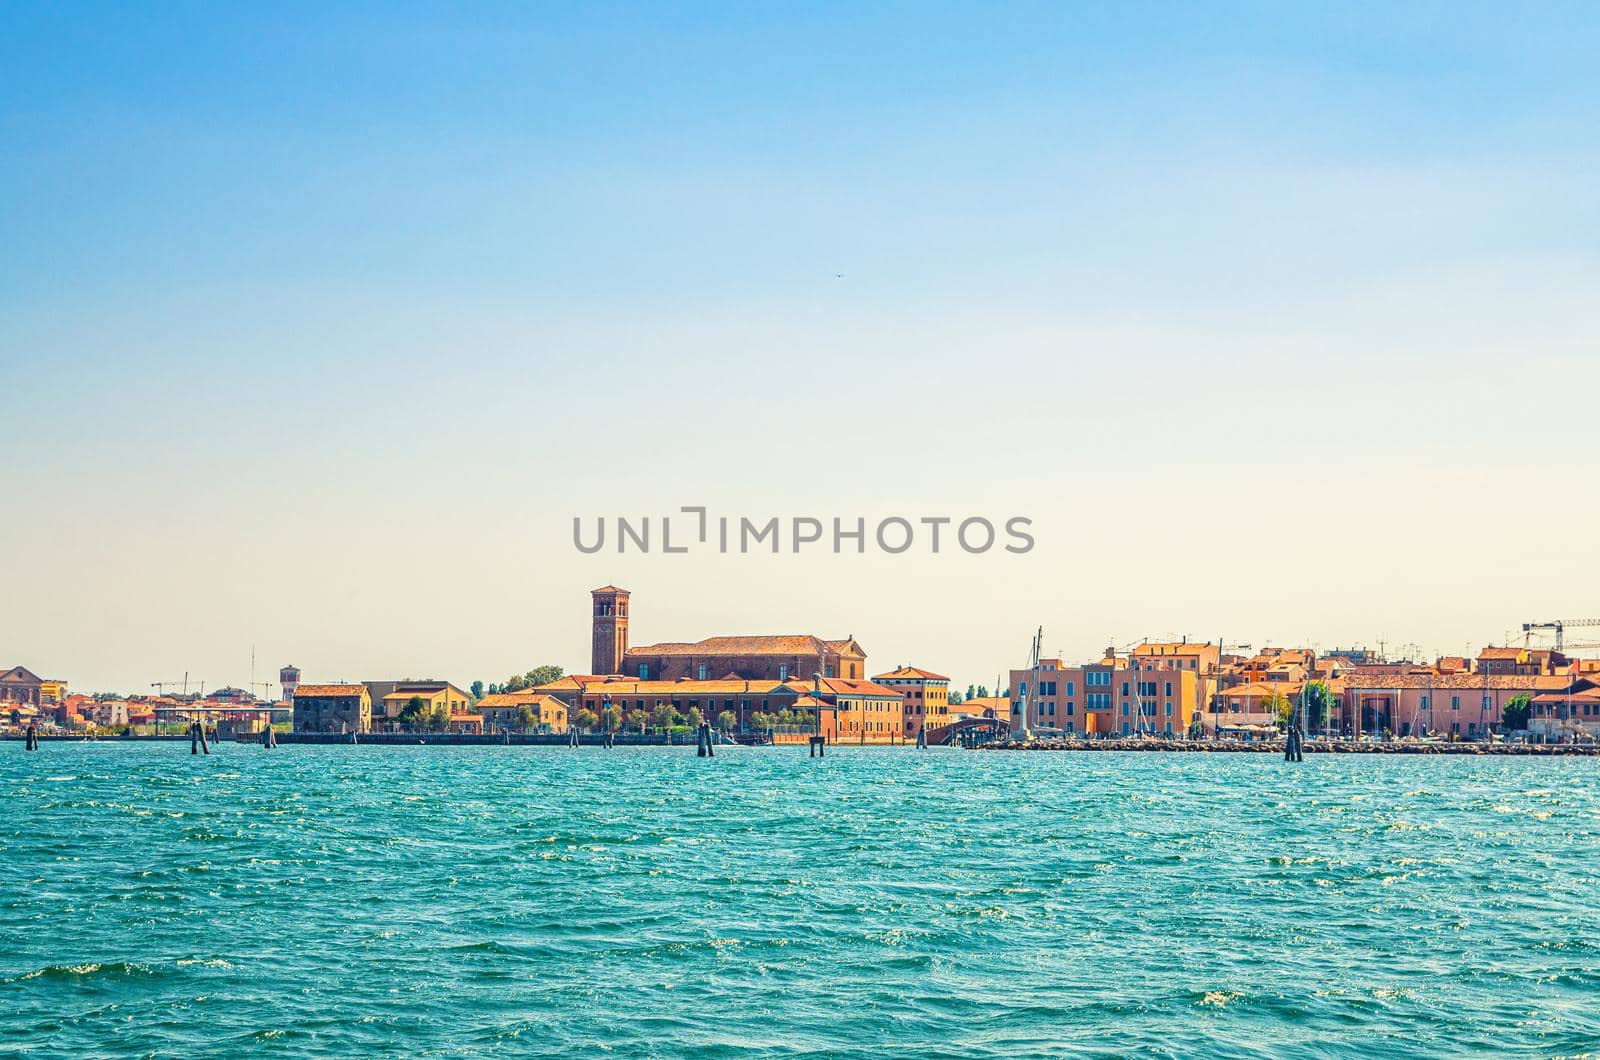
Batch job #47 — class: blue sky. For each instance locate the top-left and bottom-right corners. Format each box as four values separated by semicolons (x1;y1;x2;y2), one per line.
4;3;1599;692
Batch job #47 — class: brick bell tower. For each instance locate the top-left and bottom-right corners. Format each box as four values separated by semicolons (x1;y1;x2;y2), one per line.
591;585;630;676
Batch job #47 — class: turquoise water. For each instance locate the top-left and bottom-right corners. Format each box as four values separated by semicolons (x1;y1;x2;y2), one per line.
3;744;1598;1057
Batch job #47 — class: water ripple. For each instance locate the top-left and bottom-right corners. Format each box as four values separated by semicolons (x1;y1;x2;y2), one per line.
2;745;1598;1056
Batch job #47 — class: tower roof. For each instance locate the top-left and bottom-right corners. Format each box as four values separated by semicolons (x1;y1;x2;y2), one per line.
591;584;631;595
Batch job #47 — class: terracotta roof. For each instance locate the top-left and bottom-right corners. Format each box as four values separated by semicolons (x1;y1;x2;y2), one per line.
1477;647;1525;660
1345;674;1570;691
532;675;611;691
591;585;630;594
1133;642;1213;656
475;692;561;708
874;666;950;681
628;635;833;657
293;684;366;698
1530;688;1600;704
786;677;903;698
1219;682;1283;699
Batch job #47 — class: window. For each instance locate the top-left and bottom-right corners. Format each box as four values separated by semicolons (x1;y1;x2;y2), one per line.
1451;696;1460;711
1121;682;1130;696
779;665;789;680
1164;681;1173;697
1018;681;1028;696
638;664;649;679
1065;681;1075;696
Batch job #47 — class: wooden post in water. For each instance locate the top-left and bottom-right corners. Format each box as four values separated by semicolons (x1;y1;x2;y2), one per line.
26;724;38;751
916;726;927;749
809;735;826;758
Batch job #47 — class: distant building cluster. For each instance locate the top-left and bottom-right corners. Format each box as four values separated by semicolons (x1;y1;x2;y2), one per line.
1011;642;1600;742
8;592;1599;745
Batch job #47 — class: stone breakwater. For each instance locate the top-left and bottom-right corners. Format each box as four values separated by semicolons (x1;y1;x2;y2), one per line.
980;737;1600;756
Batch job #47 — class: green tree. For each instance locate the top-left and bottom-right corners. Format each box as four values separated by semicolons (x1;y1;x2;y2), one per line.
1502;693;1532;731
501;665;563;693
603;704;623;732
470;680;484;701
685;706;705;729
399;695;427;727
716;709;737;732
515;702;540;731
1265;690;1293;728
751;711;773;732
414;700;451;732
949;688;964;705
651;703;680;731
575;707;599;732
1301;681;1336;733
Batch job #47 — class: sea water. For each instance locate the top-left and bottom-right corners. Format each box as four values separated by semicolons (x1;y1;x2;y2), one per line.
3;743;1598;1056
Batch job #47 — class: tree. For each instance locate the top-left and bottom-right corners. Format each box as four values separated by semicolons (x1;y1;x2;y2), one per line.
1265;690;1293;728
651;703;680;731
716;710;737;732
685;706;704;729
1502;693;1532;731
751;711;774;732
1301;681;1336;733
515;702;540;731
408;699;450;732
603;705;623;732
470;680;484;701
574;707;598;732
949;689;964;705
399;695;427;727
503;665;566;693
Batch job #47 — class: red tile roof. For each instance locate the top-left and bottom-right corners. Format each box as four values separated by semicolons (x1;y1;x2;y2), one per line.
293;684;366;698
629;635;835;657
874;666;950;682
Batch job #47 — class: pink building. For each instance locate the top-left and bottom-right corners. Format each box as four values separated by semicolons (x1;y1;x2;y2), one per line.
1340;673;1571;737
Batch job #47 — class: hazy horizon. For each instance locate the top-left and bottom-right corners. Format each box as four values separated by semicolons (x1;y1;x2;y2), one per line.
5;3;1599;695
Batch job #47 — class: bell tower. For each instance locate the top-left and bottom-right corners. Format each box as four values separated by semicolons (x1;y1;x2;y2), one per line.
591;585;630;675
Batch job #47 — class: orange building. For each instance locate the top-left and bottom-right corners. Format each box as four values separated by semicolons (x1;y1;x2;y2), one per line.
1012;646;1209;737
873;666;950;741
590;585;868;682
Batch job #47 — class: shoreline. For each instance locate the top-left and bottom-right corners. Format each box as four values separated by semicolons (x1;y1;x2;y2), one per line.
6;732;1600;755
981;737;1600;756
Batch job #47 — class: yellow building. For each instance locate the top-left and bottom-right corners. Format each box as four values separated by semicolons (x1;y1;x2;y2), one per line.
872;666;951;740
476;692;569;734
380;681;472;728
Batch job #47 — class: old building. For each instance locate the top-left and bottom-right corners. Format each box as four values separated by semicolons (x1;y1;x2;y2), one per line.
373;680;471;728
1341;672;1570;738
589;585;868;682
1;666;52;706
293;684;372;732
1013;647;1208;737
477;691;569;734
873;666;950;741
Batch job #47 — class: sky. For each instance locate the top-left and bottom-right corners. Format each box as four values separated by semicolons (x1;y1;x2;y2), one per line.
4;2;1600;695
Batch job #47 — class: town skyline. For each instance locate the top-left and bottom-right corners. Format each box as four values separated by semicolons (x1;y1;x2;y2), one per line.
9;573;1591;698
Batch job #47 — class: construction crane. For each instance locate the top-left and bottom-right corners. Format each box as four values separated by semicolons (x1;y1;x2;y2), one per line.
150;673;190;696
247;681;276;701
1521;619;1600;653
